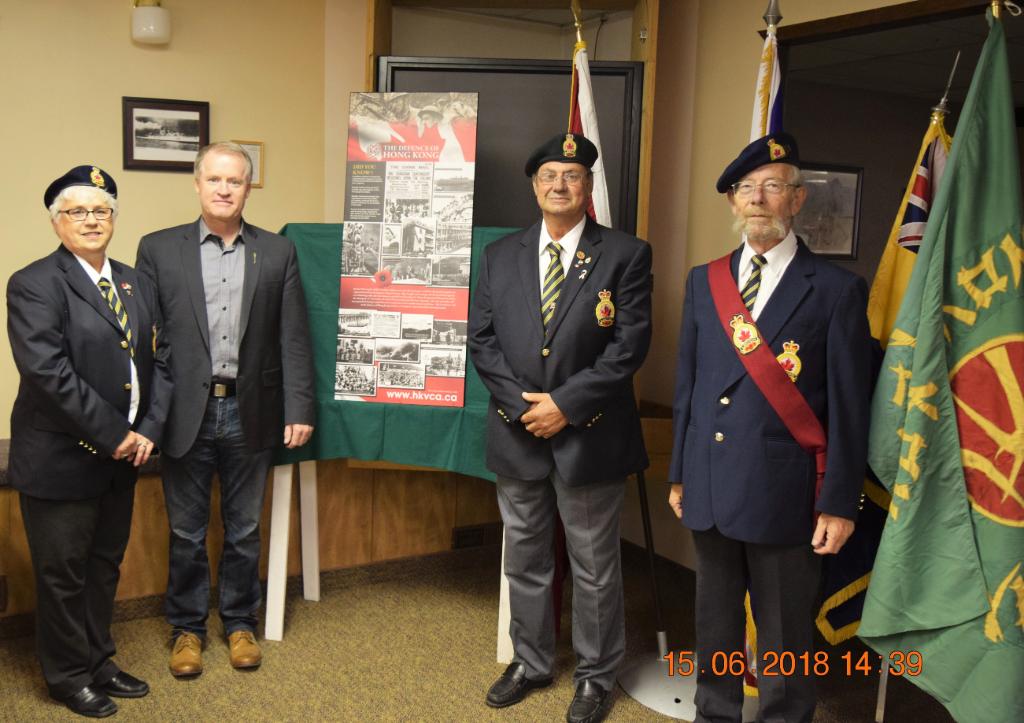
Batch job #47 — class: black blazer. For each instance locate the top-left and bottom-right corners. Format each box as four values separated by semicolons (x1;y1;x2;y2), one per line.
469;217;652;485
136;220;315;457
669;241;873;545
6;245;173;500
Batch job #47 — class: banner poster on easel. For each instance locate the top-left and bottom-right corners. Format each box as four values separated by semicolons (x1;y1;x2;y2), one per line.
336;91;478;406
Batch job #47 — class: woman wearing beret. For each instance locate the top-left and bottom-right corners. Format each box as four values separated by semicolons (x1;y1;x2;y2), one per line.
6;166;173;717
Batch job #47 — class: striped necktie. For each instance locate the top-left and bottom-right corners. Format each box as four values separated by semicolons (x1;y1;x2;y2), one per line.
740;254;767;311
97;278;134;358
541;241;565;328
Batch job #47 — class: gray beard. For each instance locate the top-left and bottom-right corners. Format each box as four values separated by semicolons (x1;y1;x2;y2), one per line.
732;215;787;243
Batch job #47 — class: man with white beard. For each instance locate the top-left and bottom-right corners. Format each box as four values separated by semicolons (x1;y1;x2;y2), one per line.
667;133;873;722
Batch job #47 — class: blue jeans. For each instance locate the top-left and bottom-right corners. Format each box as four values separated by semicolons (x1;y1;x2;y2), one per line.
162;396;272;637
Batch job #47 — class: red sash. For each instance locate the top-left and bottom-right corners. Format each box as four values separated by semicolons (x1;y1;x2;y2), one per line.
707;254;827;504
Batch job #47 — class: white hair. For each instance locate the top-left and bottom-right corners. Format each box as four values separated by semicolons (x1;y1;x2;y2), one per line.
48;186;119;221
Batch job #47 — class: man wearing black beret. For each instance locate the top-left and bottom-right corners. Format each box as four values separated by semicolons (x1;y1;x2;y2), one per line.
667;133;873;722
469;133;652;723
7;166;172;717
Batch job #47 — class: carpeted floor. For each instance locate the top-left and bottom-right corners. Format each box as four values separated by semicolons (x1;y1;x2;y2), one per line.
0;544;951;722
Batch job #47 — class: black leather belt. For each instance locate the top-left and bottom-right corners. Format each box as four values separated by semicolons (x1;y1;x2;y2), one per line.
210;380;236;398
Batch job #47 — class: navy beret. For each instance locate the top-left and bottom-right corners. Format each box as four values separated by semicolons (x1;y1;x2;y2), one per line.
716;133;800;193
44;165;117;209
524;133;598;176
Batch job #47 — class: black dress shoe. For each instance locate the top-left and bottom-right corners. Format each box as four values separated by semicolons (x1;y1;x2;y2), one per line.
485;662;553;708
566;679;612;723
100;671;150;698
61;685;118;718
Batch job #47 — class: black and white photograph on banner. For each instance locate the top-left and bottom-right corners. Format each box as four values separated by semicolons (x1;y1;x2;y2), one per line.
375;338;420;363
422;345;466;378
334;363;377;398
432;165;475;225
341;222;381;276
382;224;402;255
338;309;373;337
371;310;402;338
336;337;375;364
432;319;468;346
400;218;434;256
378;362;425;389
385;198;431;223
401;314;434;340
431;255;471;287
382;257;431;284
436;223;473;255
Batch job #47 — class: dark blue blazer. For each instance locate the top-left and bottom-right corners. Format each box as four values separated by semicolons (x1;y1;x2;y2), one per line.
468;217;652;485
669;241;872;545
7;245;173;500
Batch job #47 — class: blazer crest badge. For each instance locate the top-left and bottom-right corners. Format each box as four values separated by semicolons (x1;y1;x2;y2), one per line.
729;314;761;354
776;340;802;382
595;290;615;327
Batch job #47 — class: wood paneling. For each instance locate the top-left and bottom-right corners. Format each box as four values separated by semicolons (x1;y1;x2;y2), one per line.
454;473;500;527
317;459;375;569
371;469;457;560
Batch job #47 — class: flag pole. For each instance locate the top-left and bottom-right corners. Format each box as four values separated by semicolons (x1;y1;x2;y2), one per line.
872;60;960;718
568;1;584;132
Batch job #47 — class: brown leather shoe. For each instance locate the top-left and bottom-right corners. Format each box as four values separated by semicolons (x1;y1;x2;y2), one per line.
228;630;262;669
169;633;203;678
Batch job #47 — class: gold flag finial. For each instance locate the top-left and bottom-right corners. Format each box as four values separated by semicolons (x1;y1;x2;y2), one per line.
570;0;584;45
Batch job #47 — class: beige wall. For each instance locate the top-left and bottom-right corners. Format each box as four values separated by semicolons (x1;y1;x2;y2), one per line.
0;0;370;438
638;0;903;408
392;7;634;61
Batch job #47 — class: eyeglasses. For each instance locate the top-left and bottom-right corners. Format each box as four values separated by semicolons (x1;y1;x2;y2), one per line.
731;180;800;197
536;171;586;186
60;207;114;221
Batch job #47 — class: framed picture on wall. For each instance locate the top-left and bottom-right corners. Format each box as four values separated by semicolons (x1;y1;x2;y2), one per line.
233;140;264;188
122;97;209;172
792;163;862;259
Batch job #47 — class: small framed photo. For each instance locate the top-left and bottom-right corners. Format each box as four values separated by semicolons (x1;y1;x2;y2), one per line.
122;97;209;172
793;163;862;259
233;140;264;188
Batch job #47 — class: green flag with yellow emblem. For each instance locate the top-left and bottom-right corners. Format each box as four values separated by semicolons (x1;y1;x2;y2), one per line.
860;9;1024;723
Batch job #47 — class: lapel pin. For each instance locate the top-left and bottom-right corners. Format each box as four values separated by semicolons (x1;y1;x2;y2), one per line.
576;251;585;260
252;250;257;264
579;269;588;280
120;281;133;296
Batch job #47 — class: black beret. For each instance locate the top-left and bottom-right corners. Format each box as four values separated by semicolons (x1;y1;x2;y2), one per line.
524;133;598;176
44;165;117;209
716;132;800;193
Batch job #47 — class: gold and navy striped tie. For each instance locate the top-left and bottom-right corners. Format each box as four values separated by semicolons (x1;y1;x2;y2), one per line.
98;278;134;358
740;254;767;311
541;241;565;328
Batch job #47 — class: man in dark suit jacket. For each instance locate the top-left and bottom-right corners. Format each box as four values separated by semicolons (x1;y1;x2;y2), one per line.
469;133;652;723
7;166;172;717
668;134;873;723
136;142;315;677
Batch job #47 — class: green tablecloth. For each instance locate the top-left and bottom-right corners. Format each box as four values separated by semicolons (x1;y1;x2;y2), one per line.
273;224;516;482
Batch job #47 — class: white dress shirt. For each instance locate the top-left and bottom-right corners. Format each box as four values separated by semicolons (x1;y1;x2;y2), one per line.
537;215;586;296
74;254;139;423
736;229;798;321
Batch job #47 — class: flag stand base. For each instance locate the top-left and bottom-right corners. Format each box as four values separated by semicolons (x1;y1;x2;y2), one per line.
618;653;697;720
